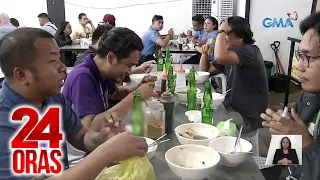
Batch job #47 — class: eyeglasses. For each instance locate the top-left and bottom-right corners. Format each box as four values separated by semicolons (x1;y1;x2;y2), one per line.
295;50;320;67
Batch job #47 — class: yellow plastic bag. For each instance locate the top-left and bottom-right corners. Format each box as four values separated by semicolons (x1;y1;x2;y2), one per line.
96;157;156;180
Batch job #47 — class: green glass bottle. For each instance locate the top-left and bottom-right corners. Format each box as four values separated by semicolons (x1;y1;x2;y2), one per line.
167;66;175;94
156;49;163;72
201;81;214;124
131;90;144;136
187;69;197;110
165;47;172;71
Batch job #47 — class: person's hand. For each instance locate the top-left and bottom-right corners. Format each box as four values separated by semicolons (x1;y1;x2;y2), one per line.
137;82;157;100
192;37;197;44
261;108;313;147
168;28;174;36
135;60;156;74
219;17;231;32
88;19;93;24
94;112;125;142
282;158;289;165
201;44;213;55
187;30;192;37
101;131;148;163
141;75;157;84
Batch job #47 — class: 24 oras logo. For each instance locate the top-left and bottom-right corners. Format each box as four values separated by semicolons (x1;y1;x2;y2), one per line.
263;11;299;28
10;105;64;176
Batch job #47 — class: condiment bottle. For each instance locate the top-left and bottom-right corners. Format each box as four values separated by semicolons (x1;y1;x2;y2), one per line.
176;63;186;88
160;92;175;134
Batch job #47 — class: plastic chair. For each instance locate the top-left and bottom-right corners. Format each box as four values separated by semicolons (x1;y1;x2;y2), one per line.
212;73;227;95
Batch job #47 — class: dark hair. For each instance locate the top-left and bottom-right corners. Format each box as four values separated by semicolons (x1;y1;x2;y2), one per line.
97;27;143;60
10;18;19;27
0;28;53;79
192;14;205;24
228;16;255;44
280;137;292;150
152;15;163;23
38;13;49;19
78;13;87;20
300;12;320;36
206;16;218;30
108;21;116;26
92;24;114;44
54;21;70;39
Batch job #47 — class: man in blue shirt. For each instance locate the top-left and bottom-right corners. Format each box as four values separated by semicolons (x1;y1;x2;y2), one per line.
0;13;16;40
191;14;205;45
139;15;173;65
0;28;147;180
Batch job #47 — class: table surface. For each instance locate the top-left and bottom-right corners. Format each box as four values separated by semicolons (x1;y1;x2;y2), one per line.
149;99;265;180
162;45;198;54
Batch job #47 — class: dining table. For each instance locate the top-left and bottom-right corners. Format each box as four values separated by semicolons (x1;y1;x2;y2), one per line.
66;64;266;180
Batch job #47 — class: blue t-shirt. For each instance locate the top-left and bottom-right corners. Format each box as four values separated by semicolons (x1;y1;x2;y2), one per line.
194;29;205;41
0;81;83;180
141;26;161;56
206;30;219;61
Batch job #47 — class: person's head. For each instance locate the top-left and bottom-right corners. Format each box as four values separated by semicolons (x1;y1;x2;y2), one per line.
78;13;89;25
10;18;19;27
151;15;164;31
280;137;291;150
0;13;10;27
92;24;114;46
55;21;72;39
96;27;143;82
0;28;67;99
38;13;50;26
225;16;255;50
204;16;218;33
103;14;116;26
192;14;204;31
296;12;320;93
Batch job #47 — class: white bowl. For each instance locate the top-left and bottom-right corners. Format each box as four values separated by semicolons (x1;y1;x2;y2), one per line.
129;74;145;84
144;137;157;160
165;144;220;180
175;123;219;146
185;110;202;123
209;137;252;167
197;92;225;108
174;87;201;103
195;71;210;83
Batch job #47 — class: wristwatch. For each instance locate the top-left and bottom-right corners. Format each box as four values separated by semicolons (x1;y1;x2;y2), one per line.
218;30;226;34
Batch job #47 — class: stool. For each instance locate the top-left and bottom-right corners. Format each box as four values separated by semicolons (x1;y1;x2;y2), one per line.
212;73;227;94
241;129;260;157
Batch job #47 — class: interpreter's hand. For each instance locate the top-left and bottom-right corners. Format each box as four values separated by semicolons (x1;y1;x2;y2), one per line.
168;28;174;36
137;82;157;100
261;108;313;148
102;131;148;163
141;75;157;84
135;60;156;74
219;17;231;32
201;44;213;55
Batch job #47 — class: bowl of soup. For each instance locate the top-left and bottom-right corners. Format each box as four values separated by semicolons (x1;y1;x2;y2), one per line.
175;123;219;146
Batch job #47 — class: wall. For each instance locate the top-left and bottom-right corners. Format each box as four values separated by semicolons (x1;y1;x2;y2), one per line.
0;0;47;28
266;135;302;165
250;0;313;75
64;0;194;37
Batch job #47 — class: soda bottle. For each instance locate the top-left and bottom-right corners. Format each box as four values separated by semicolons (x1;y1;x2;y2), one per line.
201;81;214;124
165;47;171;71
167;66;175;94
131;90;144;136
187;68;197;110
157;49;164;72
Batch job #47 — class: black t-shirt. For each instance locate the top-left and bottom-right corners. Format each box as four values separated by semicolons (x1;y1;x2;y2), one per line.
273;149;299;165
226;44;268;130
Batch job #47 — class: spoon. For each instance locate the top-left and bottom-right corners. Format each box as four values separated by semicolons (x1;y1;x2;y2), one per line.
218;88;232;98
148;139;171;147
230;125;243;154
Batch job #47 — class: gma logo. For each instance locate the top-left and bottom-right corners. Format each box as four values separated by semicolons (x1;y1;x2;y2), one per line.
262;18;294;28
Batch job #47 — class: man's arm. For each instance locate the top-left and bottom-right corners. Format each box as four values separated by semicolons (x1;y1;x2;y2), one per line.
199;47;218;74
109;85;138;100
155;34;171;47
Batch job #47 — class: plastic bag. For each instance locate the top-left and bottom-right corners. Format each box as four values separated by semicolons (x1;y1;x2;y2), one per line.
216;121;236;137
96;156;156;180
